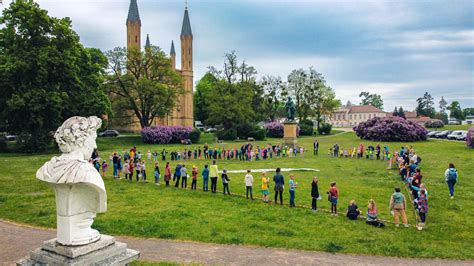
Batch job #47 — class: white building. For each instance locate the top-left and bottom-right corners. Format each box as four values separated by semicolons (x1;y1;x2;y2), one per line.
328;105;386;127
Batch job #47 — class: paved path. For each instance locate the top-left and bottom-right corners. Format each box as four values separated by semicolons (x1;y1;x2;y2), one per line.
1;220;471;266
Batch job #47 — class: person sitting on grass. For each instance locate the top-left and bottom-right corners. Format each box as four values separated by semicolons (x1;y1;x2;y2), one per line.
346;200;361;220
389;187;409;228
328;182;339;216
366;199;385;228
222;169;231;195
261;172;270;203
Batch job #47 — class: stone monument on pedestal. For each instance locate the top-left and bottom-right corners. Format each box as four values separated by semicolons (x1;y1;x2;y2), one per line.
284;97;298;148
17;116;139;265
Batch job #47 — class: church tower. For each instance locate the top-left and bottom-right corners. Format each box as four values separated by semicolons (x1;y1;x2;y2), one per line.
126;0;141;51
171;5;194;127
170;40;176;70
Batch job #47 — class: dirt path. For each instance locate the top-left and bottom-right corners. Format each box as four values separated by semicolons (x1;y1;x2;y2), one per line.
1;220;471;266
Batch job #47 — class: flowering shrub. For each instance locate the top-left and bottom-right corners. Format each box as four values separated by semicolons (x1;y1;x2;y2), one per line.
467;127;474;148
141;126;193;144
265;121;300;138
353;116;427;141
265;122;284;138
425;119;444;128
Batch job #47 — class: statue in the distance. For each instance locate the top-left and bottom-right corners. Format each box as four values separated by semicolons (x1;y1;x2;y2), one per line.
36;116;106;246
285;96;296;122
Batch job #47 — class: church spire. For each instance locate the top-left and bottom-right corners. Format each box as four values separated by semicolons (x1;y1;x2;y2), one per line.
170;40;176;56
180;4;192;37
126;0;141;25
145;34;151;49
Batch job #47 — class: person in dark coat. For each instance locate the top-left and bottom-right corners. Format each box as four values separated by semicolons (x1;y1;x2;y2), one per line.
311;176;320;212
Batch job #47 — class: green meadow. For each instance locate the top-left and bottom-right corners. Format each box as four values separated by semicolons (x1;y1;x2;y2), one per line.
0;132;472;259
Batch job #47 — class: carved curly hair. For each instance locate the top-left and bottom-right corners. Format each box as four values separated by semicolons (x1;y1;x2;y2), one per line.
54;116;102;153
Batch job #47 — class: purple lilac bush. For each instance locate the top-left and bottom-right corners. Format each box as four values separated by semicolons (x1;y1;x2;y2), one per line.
353;116;428;142
425;119;444;128
141;126;193;144
265;122;284;138
265;121;300;138
466;127;474;148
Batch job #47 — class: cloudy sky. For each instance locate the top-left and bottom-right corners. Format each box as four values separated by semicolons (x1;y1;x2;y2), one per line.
11;0;474;111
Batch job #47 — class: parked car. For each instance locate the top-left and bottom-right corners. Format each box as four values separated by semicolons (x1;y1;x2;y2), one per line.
427;131;439;138
98;130;119;137
456;131;468;141
447;130;466;140
205;127;217;133
434;130;452;139
5;135;17;141
448;118;460;125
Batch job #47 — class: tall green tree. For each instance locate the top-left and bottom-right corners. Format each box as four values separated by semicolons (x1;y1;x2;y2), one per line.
205;51;257;129
393;106;398;116
359;91;384;110
447;101;464;120
104;46;182;128
0;0;110;152
416;92;435;117
463;107;474;117
194;73;217;125
436;96;449;123
260;75;287;122
287;68;339;127
398;106;406;119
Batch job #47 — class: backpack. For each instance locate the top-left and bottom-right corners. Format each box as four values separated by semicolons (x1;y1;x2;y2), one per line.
447;168;457;182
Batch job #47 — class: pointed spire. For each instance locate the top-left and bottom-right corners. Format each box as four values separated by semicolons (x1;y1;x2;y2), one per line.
126;0;141;24
180;5;193;37
145;34;151;49
170;40;176;56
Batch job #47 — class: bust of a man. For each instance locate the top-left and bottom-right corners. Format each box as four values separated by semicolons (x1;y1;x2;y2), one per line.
37;116;106;246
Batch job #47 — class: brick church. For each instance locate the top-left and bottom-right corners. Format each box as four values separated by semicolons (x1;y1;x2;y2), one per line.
124;0;194;130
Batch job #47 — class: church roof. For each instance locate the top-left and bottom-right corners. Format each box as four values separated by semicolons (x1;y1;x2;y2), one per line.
127;0;141;24
181;8;193;37
170;40;176;55
145;34;151;49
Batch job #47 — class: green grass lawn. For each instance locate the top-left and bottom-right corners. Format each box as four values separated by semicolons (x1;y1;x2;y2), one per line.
0;132;473;259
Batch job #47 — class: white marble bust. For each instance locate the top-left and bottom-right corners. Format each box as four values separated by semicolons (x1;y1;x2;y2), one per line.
37;116;107;246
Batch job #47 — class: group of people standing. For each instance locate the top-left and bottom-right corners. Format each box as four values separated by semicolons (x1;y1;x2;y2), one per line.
95;140;460;231
148;143;306;163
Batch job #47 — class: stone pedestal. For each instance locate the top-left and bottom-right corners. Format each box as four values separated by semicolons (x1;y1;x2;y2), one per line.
17;235;139;266
283;121;298;148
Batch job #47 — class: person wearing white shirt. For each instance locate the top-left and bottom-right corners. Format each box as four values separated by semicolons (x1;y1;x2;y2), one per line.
244;170;254;200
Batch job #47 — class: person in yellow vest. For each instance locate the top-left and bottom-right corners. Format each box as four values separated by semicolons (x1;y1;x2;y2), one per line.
261;172;270;202
209;160;219;193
